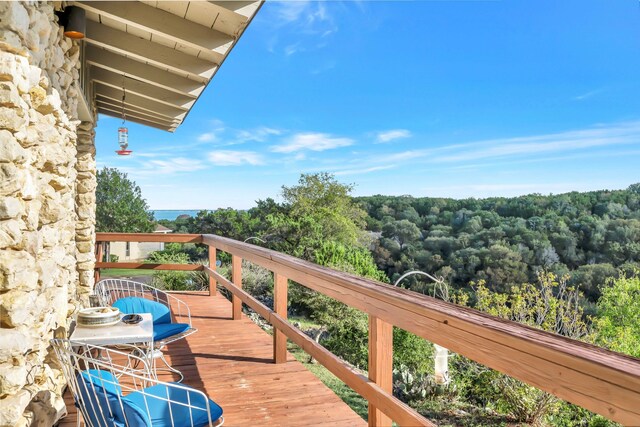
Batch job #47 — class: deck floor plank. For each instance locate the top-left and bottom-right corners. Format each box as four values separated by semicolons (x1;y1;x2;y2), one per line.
58;293;366;426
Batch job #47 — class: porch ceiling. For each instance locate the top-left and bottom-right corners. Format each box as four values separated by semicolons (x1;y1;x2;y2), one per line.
73;1;263;132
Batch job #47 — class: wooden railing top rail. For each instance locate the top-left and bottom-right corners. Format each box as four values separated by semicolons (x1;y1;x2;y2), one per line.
96;232;202;243
95;232;640;425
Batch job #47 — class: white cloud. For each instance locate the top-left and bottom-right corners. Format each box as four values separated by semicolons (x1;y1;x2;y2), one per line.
271;132;353;153
376;129;412;143
574;88;604;101
235;127;282;143
433;121;640;163
208;150;264;166
284;43;302;56
266;1;338;56
147;157;207;174
198;133;215;142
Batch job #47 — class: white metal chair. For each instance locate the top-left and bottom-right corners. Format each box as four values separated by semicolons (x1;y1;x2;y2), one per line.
51;339;223;427
94;279;198;381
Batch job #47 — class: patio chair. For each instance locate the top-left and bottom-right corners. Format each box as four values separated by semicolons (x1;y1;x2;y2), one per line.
94;279;198;381
51;339;223;427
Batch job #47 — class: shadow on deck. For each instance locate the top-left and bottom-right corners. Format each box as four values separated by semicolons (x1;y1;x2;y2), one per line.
58;292;366;426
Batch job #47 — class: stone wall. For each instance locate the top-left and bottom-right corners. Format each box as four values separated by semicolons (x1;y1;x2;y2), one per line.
0;2;96;426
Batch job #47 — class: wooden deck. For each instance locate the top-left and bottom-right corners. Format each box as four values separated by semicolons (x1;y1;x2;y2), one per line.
58;292;366;427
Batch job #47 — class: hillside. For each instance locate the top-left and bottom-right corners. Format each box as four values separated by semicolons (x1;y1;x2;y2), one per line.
357;184;640;302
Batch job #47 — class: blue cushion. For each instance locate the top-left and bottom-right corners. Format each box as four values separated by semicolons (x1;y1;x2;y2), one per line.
113;297;172;325
76;370;125;427
153;323;191;341
121;383;223;427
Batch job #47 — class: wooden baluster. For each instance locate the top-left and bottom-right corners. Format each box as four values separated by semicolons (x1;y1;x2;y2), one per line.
232;255;242;320
94;242;104;284
208;245;217;296
368;315;393;427
273;273;288;363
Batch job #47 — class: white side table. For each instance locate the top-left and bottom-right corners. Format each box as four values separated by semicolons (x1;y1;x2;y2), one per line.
70;313;155;376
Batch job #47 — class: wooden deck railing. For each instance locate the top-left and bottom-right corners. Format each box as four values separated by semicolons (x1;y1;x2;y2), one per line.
95;232;640;426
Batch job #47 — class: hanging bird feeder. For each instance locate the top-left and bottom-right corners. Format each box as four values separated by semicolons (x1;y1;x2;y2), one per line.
116;78;133;156
116;127;131;155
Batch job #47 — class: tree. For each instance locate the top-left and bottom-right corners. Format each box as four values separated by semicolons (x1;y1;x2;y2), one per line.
465;272;591;425
595;272;640;358
96;167;155;232
265;173;368;259
382;219;421;251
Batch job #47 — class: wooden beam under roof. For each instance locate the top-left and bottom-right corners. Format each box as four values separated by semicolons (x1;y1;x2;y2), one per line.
95;96;180;124
182;1;248;38
95;99;180;125
85;47;204;97
84;21;217;81
99;109;175;132
75;1;234;54
208;1;261;18
97;103;178;129
96;83;188;119
90;67;196;109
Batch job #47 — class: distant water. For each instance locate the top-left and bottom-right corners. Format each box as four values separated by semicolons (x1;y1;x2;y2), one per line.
152;210;201;221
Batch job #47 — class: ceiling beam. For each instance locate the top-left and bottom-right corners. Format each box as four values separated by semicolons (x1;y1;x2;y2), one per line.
84;21;216;81
96;96;180;124
97;103;178;128
95;83;188;119
85;46;204;97
75;1;234;54
208;1;261;18
90;67;195;109
191;2;248;37
99;109;175;132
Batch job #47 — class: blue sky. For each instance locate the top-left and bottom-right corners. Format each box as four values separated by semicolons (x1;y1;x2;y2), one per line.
95;0;640;210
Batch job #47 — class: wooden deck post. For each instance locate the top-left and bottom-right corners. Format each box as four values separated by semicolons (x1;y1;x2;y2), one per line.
208;245;217;296
273;273;288;363
94;242;104;284
368;315;393;427
232;255;242;320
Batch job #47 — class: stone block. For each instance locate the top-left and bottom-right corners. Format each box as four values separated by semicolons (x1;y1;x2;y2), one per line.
0;81;21;108
0;219;21;249
0;329;33;360
0;130;27;163
0;197;24;219
2;2;30;42
0;106;26;131
0;250;37;291
0;389;31;427
0;30;28;57
0;363;28;396
25;389;66;427
0;163;25;196
0;290;36;327
20;173;37;201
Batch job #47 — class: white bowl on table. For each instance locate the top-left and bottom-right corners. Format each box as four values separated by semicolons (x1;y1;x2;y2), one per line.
77;306;121;327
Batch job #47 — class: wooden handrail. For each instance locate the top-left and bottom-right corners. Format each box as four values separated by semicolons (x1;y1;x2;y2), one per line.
94;232;640;425
96;232;202;243
95;262;204;271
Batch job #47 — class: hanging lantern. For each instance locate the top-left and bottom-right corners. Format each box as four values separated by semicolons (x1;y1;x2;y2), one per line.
116;78;133;156
116;127;132;155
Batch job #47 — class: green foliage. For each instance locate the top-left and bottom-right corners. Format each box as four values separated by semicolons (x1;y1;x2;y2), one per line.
359;185;640;299
458;272;592;425
313;241;388;283
96;167;155;232
393;364;439;403
595;272;640;357
146;251;199;291
281;172;367;248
